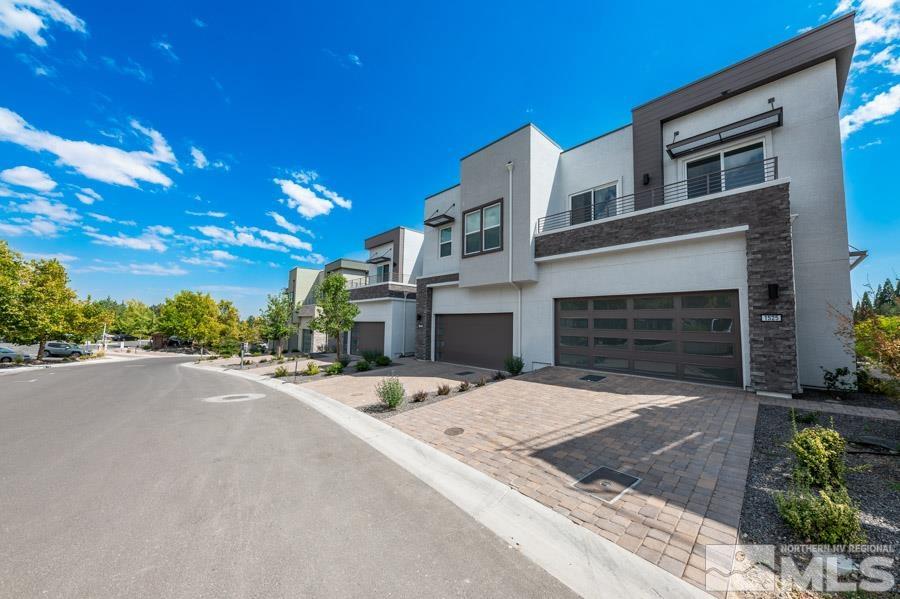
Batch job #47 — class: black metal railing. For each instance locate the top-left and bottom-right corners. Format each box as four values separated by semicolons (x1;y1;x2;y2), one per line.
346;271;412;288
536;157;778;234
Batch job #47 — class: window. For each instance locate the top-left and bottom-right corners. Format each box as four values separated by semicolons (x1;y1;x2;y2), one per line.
634;296;674;310
569;183;618;225
594;318;627;330
463;201;502;256
439;226;452;258
593;298;626;310
560;318;589;329
685;141;765;199
560;335;589;347
560;299;589;311
633;318;673;331
375;263;390;283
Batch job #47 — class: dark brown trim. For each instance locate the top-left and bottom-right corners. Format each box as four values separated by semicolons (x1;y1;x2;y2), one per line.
461;198;504;259
631;13;855;195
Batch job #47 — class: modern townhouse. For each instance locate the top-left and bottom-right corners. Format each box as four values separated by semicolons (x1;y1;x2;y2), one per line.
285;258;369;353
346;226;423;358
414;14;859;396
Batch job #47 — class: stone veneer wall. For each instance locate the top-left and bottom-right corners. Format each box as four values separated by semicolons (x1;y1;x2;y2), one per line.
348;283;416;302
535;182;798;394
415;273;460;360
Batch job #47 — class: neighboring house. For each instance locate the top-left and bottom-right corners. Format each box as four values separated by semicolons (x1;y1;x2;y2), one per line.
285;259;369;353
415;14;858;396
346;227;423;358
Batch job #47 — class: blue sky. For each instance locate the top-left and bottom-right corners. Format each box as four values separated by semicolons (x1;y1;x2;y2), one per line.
1;0;898;317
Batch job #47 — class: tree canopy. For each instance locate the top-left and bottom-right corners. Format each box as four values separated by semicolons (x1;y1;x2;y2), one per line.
309;274;359;360
259;289;293;357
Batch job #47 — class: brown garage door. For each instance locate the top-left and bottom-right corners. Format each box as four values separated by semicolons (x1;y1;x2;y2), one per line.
350;321;385;356
554;291;742;386
435;313;513;371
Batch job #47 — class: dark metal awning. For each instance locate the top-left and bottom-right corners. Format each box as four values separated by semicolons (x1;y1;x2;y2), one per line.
424;205;456;228
849;245;868;271
666;107;783;158
366;252;391;264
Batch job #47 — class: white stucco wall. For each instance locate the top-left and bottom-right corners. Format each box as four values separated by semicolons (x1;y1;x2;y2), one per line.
402;228;424;282
422;185;461;278
662;60;853;386
432;232;751;387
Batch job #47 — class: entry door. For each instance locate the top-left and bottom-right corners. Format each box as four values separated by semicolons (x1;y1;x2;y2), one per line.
554;292;742;386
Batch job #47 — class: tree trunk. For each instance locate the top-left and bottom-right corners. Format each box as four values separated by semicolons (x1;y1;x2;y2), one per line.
335;331;342;362
276;339;283;359
38;338;46;360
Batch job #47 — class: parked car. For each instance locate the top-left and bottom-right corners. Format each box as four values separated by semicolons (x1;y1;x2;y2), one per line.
0;346;33;363
111;334;137;341
42;342;93;358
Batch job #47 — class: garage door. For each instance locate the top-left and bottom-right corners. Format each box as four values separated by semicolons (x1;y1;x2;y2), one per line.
435;313;513;371
350;321;385;356
554;291;742;386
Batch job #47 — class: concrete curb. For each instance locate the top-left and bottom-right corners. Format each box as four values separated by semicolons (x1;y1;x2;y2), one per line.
0;354;136;377
184;362;712;599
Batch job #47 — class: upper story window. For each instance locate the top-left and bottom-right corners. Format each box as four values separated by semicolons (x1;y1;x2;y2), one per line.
685;141;765;199
375;263;390;283
439;226;452;257
569;182;618;225
463;200;502;257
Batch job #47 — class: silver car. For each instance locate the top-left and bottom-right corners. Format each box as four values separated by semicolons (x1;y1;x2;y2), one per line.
42;342;92;358
0;346;33;363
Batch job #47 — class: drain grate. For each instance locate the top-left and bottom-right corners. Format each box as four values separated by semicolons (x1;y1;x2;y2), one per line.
573;466;640;503
444;427;464;436
455;371;474;376
580;374;606;382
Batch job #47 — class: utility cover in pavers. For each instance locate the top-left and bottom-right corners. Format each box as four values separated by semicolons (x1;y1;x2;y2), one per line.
573;466;640;503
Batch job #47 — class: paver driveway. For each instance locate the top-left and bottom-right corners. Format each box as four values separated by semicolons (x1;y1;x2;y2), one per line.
388;366;759;590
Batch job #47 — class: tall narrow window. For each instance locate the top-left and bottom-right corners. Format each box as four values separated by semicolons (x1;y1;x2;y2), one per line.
375;263;390;283
569;183;617;224
439;226;452;257
570;191;592;225
463;200;503;256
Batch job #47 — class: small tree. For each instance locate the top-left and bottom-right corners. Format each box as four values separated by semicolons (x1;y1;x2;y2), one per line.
158;291;221;353
259;289;293;358
118;299;155;339
0;241;25;341
309;273;359;362
18;258;78;357
69;297;117;344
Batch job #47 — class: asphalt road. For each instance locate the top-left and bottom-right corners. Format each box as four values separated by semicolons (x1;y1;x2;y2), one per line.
0;357;575;599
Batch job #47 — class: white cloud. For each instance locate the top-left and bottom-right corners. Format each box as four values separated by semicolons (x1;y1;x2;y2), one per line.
185;209;227;218
347;53;362;67
0;216;58;237
0;0;86;47
209;249;236;261
192;17;206;28
274;173;352;219
0;165;56;191
182;255;227;268
266;210;314;236
22;251;77;262
75;187;102;204
190;146;208;169
152;38;179;62
840;83;900;138
76;260;187;276
0;108;177;187
84;225;171;252
291;252;327;265
256;229;312;251
87;211;113;223
13;196;79;224
192;224;287;252
100;56;151;82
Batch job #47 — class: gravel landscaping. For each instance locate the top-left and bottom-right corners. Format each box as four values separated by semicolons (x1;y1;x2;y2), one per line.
740;404;900;584
359;376;503;420
796;388;899;411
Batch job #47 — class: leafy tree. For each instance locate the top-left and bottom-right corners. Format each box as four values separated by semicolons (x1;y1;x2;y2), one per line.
873;277;899;316
118;299;155;338
854;291;874;322
17;258;77;357
259;289;293;357
309;273;359;362
0;241;25;341
69;297;117;343
157;291;221;352
217;300;241;340
240;316;262;345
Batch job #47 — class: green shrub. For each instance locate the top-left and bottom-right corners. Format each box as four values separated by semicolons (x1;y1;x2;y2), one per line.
436;383;450;396
361;350;381;362
774;487;865;544
857;368;900;398
339;355;351;367
355;360;371;372
412;390;428;402
504;356;524;376
304;361;320;376
325;362;343;375
492;371;506;381
787;420;846;490
273;366;289;378
475;376;487;387
375;355;391;367
457;380;470;392
13;355;24;365
376;377;405;409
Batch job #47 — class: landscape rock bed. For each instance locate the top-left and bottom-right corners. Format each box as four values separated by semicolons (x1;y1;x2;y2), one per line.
740;404;899;581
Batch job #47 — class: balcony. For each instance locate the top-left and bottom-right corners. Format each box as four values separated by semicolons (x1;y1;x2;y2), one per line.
346;271;414;289
536;157;778;234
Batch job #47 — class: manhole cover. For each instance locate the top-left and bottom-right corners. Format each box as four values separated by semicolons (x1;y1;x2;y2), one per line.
580;374;606;382
455;371;474;376
203;393;265;403
573;466;640;503
444;427;464;436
